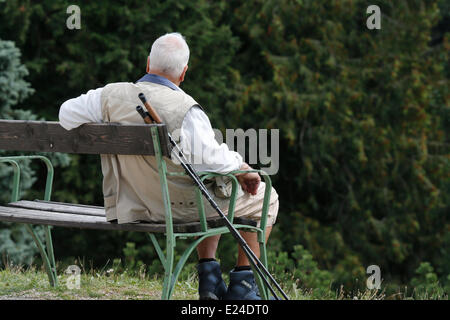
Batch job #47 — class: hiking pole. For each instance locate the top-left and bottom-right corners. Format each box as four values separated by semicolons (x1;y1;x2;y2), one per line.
137;93;289;300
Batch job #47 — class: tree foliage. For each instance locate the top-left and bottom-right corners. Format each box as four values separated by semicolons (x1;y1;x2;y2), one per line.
224;0;449;291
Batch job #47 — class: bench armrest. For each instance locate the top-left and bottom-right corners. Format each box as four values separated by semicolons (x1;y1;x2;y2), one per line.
197;170;272;232
0;156;54;202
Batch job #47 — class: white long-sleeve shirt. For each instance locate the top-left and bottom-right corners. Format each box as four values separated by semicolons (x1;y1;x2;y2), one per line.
58;87;243;173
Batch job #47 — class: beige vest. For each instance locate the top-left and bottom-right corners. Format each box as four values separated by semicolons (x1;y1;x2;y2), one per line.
100;81;219;224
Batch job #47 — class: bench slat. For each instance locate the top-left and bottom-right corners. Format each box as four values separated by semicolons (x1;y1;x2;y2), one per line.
35;199;106;210
0;206;167;233
0;120;171;156
9;200;105;217
0;203;257;233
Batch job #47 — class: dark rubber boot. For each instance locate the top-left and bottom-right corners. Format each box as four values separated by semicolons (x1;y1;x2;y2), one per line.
223;269;261;300
196;261;227;300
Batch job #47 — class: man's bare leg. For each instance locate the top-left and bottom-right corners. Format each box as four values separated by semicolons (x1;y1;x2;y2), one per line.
236;226;272;266
197;235;221;259
196;226;272;264
222;226;273;300
195;226;272;300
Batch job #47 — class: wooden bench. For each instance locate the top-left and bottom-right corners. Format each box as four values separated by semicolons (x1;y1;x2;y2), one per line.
0;120;272;300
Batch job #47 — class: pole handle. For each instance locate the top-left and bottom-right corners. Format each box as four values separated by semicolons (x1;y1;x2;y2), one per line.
138;93;163;124
136;106;153;124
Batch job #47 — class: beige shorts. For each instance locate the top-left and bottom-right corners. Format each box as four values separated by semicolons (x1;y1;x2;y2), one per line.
206;181;279;228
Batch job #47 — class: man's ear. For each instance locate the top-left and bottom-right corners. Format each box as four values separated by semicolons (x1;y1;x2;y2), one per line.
146;56;150;73
179;65;188;83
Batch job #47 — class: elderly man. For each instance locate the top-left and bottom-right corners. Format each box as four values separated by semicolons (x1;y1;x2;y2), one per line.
59;33;279;300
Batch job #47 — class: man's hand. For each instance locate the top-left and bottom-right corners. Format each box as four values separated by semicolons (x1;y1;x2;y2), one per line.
236;163;261;196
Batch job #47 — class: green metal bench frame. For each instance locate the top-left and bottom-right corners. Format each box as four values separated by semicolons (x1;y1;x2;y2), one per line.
0;125;272;300
0;155;57;287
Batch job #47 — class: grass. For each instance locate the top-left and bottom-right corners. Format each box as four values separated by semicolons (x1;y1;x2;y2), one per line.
0;263;441;300
0;264;198;300
0;264;312;300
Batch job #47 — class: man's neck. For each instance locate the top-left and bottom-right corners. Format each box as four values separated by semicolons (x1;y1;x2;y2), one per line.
148;70;180;86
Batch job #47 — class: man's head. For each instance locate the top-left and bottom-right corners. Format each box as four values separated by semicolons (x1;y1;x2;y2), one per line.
147;32;190;86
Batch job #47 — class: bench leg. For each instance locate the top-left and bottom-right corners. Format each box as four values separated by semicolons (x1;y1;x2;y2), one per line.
149;233;175;300
161;234;175;300
148;233;166;267
149;232;227;300
25;224;58;287
43;225;58;286
253;230;270;300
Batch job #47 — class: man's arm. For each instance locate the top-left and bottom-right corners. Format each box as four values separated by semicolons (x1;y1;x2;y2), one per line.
58;87;104;130
179;106;243;173
180;107;260;195
235;162;261;196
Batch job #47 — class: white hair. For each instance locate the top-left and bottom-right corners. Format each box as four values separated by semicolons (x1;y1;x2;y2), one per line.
149;33;190;79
